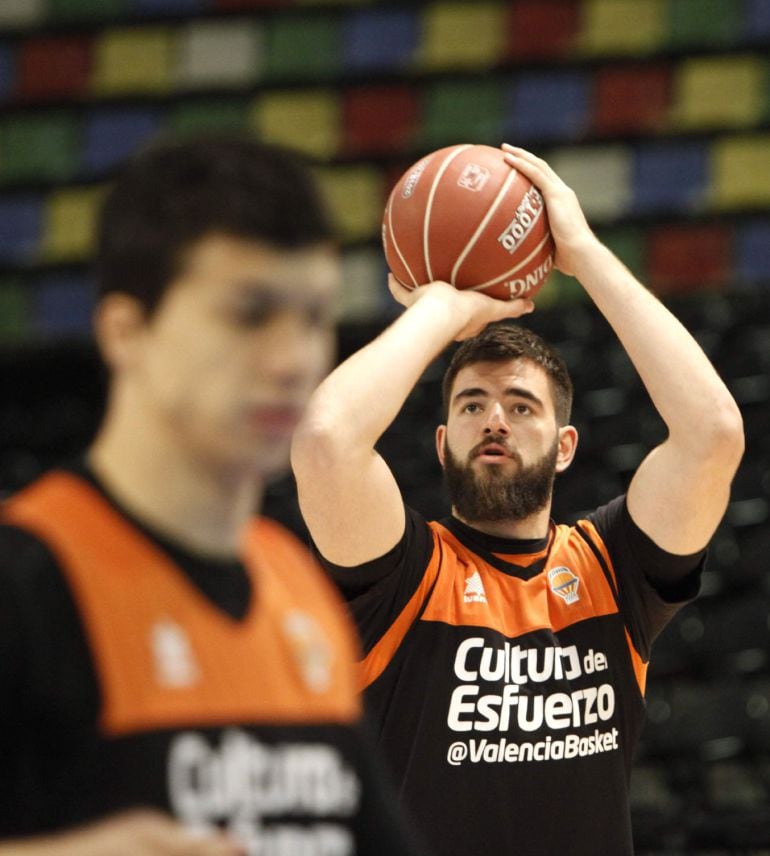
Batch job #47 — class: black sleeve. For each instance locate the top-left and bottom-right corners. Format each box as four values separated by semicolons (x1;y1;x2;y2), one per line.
317;507;435;656
0;525;100;836
586;495;704;661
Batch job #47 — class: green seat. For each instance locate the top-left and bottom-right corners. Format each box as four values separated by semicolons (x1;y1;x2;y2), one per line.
421;79;505;149
0;113;80;185
48;0;126;23
170;100;251;135
666;0;743;49
265;15;342;81
599;227;647;281
0;276;30;343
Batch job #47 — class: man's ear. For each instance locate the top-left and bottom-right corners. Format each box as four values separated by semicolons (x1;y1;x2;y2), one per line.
93;294;147;371
435;424;447;468
555;425;579;474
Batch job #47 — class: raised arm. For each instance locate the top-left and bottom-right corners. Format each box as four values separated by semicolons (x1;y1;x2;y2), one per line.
503;145;744;555
291;282;534;566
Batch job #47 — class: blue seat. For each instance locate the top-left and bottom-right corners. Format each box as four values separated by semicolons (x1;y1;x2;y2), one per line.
632;142;709;214
744;0;770;42
33;273;95;337
128;0;206;13
0;43;15;102
343;9;419;72
0;195;43;264
505;70;591;143
83;108;164;177
736;219;770;285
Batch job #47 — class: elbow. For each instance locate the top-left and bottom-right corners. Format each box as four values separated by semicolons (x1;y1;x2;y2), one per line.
291;412;342;474
703;396;745;472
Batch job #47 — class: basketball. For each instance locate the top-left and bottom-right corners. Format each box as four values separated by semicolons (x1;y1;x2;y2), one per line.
382;144;555;301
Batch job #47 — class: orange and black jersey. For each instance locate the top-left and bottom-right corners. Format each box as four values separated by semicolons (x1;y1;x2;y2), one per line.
0;466;423;856
321;497;703;856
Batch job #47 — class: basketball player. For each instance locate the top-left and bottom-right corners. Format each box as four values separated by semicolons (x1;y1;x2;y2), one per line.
291;146;744;855
0;137;423;855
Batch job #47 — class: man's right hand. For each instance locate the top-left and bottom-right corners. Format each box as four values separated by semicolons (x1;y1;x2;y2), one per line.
387;275;535;341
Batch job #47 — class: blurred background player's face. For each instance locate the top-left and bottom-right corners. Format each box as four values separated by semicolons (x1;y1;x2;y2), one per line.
438;360;566;522
126;233;340;478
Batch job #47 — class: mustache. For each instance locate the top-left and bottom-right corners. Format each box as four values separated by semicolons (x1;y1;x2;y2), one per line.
470;435;522;463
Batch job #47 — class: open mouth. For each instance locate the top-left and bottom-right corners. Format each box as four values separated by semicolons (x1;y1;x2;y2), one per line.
474;444;511;460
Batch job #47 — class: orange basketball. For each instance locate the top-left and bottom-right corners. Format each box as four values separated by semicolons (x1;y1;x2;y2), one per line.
382;144;555;301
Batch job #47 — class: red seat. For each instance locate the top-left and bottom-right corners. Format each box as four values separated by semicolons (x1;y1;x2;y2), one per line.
507;0;580;60
595;63;672;135
648;224;733;293
343;85;420;156
18;36;92;101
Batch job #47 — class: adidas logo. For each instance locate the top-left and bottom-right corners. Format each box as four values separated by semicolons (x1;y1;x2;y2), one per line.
464;570;487;604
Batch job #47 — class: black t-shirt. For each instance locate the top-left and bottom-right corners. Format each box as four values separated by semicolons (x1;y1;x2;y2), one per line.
320;496;703;856
0;465;426;856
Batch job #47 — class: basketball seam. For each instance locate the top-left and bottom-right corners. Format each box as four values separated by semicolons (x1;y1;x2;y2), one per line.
386;194;419;289
423;145;472;283
468;232;553;291
450;167;519;287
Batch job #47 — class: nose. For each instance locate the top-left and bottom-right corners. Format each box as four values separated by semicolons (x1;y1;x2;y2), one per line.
258;310;331;389
483;402;510;435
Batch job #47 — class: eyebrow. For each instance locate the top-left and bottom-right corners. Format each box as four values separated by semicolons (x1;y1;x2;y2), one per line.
453;386;544;409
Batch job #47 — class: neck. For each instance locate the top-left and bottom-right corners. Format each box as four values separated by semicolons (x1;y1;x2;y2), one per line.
88;409;263;560
452;505;552;540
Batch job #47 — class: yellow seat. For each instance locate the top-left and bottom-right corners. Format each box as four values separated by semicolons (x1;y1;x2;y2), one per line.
578;0;666;55
253;89;341;159
550;144;634;221
42;186;105;263
313;165;384;243
670;56;766;131
92;27;173;96
176;20;263;90
419;1;508;70
338;247;387;322
0;0;44;28
711;135;770;209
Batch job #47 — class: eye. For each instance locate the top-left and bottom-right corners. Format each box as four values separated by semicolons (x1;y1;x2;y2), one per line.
513;403;531;415
303;299;335;328
227;294;281;328
463;402;482;414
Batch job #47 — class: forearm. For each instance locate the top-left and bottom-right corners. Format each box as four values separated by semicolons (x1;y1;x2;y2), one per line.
300;285;485;451
572;239;742;447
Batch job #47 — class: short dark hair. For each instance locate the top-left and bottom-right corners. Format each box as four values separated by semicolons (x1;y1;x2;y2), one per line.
96;134;335;314
442;322;573;425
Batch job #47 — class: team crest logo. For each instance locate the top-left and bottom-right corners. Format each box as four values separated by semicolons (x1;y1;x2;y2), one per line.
151;619;200;688
458;163;491;192
548;566;580;604
282;610;333;693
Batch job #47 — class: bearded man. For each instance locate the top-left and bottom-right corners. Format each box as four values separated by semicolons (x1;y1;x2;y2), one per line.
291;146;743;856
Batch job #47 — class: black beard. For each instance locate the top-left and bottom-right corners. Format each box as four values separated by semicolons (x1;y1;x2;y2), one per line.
443;435;559;523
